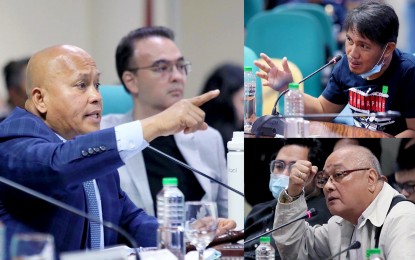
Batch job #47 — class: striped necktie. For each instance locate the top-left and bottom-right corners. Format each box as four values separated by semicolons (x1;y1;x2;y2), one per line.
83;180;101;249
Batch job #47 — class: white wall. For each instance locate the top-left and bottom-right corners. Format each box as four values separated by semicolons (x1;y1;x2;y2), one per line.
0;0;243;101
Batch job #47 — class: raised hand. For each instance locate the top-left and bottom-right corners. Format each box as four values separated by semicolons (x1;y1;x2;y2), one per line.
254;53;293;92
141;90;220;142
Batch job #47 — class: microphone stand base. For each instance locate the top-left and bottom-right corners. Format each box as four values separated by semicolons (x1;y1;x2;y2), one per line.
251;115;285;137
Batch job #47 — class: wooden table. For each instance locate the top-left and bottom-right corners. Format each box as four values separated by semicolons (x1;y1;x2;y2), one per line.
246;120;393;138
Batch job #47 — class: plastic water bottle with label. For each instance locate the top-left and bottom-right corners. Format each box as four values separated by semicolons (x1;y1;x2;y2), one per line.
244;66;256;133
255;236;275;260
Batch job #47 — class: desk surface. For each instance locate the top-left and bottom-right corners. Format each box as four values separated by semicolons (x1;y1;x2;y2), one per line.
246;120;393;138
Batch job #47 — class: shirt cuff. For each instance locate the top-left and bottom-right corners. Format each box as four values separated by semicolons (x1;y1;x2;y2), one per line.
115;120;149;162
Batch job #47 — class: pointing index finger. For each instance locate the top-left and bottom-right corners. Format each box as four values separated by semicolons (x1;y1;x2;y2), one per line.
189;89;220;107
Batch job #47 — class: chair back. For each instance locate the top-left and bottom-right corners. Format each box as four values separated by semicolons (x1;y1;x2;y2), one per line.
273;3;337;57
245;11;325;98
244;0;263;28
244;46;263;116
99;85;133;115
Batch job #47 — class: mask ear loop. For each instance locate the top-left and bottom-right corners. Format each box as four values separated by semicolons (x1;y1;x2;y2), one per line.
376;44;389;66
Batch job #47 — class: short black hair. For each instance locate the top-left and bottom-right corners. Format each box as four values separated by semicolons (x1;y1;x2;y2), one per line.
344;1;399;46
395;139;415;172
3;57;30;90
115;26;175;92
272;139;325;171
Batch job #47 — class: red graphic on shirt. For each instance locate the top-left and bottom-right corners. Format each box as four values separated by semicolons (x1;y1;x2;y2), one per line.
348;88;388;113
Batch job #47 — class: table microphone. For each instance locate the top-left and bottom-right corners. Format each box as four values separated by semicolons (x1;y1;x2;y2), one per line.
0;176;140;260
271;54;342;116
244;208;317;244
324;241;361;260
147;145;244;197
251;55;342;137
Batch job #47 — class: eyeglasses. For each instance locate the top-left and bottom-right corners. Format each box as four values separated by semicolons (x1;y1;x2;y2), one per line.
393;182;415;194
127;60;191;76
269;160;296;175
316;168;370;189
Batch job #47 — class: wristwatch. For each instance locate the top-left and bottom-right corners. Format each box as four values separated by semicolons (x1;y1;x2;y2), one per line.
279;188;304;203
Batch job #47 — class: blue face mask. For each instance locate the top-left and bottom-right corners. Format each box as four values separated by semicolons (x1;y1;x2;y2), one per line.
269;174;289;199
359;45;388;79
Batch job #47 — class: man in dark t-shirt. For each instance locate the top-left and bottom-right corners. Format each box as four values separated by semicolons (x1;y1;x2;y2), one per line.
255;1;415;137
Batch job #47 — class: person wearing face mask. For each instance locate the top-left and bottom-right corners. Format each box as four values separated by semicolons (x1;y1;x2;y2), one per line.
244;139;331;260
255;1;415;137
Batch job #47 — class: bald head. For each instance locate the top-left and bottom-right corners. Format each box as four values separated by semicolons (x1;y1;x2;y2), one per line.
329;145;382;177
25;44;102;140
26;45;94;95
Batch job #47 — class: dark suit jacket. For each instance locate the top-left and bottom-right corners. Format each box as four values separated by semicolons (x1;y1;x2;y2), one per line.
0;108;158;258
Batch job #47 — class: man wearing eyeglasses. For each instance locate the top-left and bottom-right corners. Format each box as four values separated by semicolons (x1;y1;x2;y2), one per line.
393;139;415;203
101;26;229;220
273;145;415;259
244;139;331;260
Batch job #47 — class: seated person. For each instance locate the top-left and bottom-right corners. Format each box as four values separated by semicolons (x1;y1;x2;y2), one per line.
393;138;415;202
273;145;415;259
255;1;415;137
244;139;332;260
0;44;219;258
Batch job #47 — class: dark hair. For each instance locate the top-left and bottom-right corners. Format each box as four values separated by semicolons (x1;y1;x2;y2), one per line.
199;63;243;150
115;26;175;92
395;139;415;172
273;139;325;171
344;1;399;46
3;57;30;90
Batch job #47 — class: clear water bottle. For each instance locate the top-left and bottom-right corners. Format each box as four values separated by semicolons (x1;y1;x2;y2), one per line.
255;236;275;260
284;82;304;137
156;177;185;260
244;66;256;133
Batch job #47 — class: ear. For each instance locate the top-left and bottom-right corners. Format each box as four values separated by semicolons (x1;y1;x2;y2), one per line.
122;71;139;95
31;87;47;114
367;168;379;193
385;42;396;58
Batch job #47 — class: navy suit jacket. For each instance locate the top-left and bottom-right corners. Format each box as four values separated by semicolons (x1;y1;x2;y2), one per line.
0;108;158;257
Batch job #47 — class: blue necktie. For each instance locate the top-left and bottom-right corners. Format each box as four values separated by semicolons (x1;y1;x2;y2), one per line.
83;180;101;249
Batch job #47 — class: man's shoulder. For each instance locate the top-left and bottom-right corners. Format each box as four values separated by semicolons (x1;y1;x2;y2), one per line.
0;107;50;136
394;49;415;69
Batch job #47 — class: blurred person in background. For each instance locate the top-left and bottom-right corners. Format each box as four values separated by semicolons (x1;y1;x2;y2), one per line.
199;63;243;152
1;57;29;121
393;138;415;202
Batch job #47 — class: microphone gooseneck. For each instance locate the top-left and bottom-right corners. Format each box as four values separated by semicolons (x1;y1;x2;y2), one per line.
0;176;140;260
244;208;317;244
147;145;244;197
324;240;361;260
271;54;342;116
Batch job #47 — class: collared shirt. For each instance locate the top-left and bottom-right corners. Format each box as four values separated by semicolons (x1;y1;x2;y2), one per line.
273;183;415;259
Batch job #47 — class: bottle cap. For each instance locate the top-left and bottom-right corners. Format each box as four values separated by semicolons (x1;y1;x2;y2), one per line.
227;131;244;151
259;236;271;243
366;248;382;257
162;177;178;186
244;66;252;72
288;83;299;89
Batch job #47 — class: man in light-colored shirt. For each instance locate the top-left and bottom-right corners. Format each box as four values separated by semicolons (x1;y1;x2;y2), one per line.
273;145;415;259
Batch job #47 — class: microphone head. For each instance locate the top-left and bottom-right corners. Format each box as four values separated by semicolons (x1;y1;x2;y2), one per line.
330;54;342;64
350;241;361;250
307;208;318;218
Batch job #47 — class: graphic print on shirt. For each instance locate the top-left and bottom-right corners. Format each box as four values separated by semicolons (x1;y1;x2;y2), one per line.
348;87;393;131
